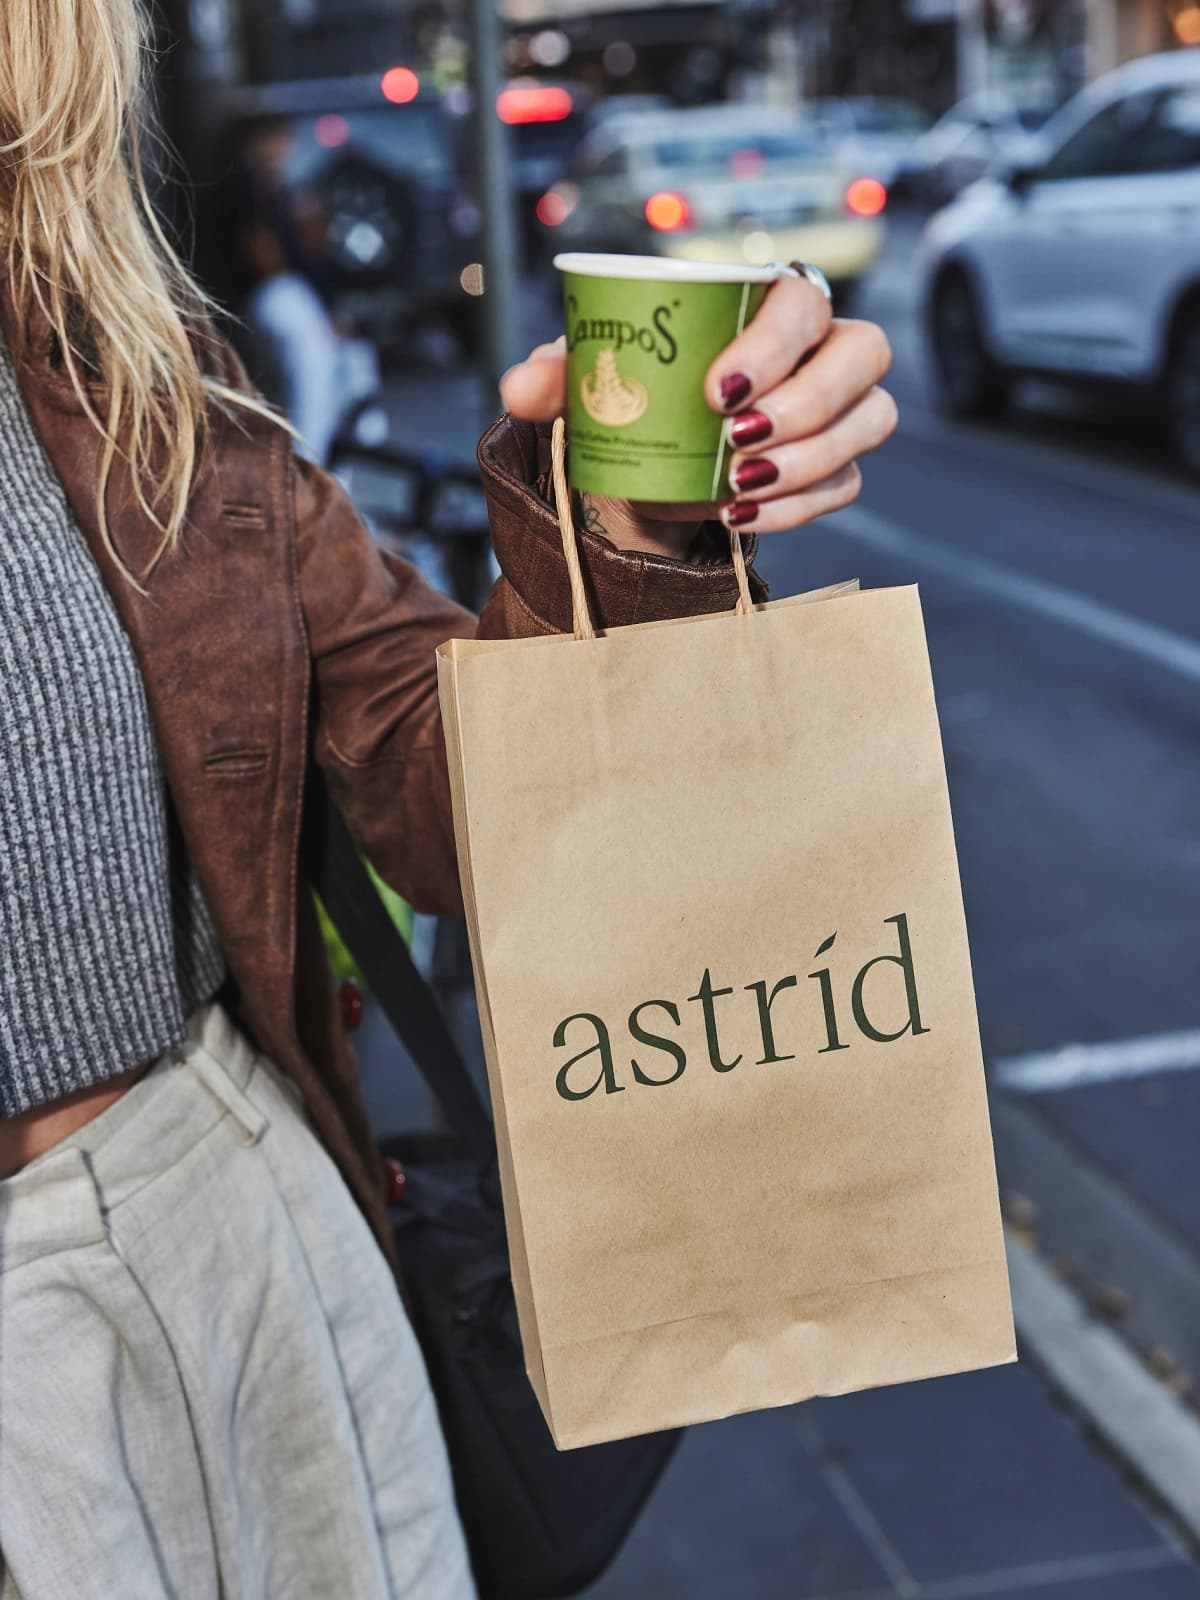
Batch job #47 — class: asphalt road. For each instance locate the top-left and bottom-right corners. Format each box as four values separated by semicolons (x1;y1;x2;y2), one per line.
789;218;1200;1053
799;219;1200;1362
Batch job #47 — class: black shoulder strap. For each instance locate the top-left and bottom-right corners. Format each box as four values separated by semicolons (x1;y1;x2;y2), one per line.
303;773;496;1168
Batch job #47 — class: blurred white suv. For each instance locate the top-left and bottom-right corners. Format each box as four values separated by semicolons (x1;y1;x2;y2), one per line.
921;51;1200;473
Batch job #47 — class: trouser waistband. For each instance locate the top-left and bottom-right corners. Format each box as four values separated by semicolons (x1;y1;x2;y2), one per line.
0;1004;266;1275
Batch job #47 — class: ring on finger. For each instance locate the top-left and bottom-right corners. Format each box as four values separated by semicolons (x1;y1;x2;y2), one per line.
784;260;834;303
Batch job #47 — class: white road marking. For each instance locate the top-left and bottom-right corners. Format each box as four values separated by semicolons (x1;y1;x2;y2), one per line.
796;1418;919;1600
830;502;1200;685
898;403;1200;525
994;1029;1200;1093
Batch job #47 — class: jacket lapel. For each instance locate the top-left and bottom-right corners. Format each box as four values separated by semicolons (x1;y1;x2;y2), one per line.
0;285;309;1032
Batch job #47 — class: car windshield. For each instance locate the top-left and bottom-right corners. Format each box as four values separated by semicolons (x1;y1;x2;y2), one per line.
1015;104;1056;132
287;106;453;185
650;129;826;170
848;100;931;136
511;116;586;166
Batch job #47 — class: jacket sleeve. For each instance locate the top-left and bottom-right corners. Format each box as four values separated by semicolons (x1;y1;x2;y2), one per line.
296;413;769;916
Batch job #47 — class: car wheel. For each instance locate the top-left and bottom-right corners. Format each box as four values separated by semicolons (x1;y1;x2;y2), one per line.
930;269;1010;419
1167;311;1200;477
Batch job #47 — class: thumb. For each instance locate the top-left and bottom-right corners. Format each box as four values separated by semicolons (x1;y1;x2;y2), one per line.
499;336;567;421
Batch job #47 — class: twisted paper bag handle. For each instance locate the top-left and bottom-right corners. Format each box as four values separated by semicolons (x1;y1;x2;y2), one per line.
550;416;755;644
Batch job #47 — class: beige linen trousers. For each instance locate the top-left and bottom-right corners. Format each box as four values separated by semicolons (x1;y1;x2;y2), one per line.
0;1003;476;1599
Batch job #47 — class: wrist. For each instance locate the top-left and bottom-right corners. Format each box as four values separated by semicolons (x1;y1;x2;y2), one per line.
575;493;701;561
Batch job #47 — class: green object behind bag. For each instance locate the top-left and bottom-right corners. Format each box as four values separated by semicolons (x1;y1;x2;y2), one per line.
316;860;413;984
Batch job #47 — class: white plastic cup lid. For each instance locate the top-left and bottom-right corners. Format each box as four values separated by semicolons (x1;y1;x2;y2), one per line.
552;252;795;285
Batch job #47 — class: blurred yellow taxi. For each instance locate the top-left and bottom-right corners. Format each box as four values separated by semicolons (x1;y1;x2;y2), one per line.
536;104;886;299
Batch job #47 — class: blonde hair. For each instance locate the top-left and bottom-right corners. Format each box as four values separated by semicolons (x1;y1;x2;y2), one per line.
0;0;278;584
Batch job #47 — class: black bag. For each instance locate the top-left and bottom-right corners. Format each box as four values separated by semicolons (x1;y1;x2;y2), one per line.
305;777;679;1600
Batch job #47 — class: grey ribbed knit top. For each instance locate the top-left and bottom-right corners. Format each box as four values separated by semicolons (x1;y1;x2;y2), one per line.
0;336;226;1116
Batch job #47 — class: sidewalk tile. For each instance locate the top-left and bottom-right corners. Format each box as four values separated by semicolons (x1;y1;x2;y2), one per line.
586;1407;896;1599
804;1364;1178;1584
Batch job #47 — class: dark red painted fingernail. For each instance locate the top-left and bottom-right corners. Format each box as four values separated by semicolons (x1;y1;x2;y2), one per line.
729;410;772;447
719;372;752;410
732;457;778;492
722;499;759;527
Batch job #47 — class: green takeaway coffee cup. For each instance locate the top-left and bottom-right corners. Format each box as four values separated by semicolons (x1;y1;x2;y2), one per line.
554;253;792;503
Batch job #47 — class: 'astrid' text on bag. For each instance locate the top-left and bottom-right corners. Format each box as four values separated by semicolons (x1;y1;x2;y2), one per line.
552;913;929;1102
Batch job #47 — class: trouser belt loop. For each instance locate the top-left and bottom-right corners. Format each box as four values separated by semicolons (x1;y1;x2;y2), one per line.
187;1048;268;1147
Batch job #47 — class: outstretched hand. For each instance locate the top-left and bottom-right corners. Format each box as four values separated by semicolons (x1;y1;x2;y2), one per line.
500;273;897;558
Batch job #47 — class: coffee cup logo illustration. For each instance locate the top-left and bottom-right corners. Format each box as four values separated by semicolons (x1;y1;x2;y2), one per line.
581;348;649;427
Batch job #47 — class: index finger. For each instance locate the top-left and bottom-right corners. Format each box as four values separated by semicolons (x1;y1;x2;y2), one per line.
704;271;833;414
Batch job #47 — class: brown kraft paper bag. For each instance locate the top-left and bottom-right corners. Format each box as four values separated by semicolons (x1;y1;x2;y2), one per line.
435;420;1015;1450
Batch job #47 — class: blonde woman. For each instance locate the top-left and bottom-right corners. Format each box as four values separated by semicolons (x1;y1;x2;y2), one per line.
0;1;896;1594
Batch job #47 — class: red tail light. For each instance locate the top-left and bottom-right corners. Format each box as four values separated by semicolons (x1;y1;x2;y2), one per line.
497;86;573;125
381;66;419;105
644;190;692;232
845;177;887;218
314;114;350;149
536;189;573;227
728;147;765;180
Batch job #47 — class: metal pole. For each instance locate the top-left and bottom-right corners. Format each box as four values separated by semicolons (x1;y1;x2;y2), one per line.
467;0;524;397
956;0;989;101
151;0;247;288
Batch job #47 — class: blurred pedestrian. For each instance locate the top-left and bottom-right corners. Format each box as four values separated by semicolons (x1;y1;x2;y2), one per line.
219;114;349;462
0;0;894;1595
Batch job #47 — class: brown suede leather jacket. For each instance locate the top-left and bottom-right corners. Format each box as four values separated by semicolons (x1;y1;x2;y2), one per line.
1;290;766;1273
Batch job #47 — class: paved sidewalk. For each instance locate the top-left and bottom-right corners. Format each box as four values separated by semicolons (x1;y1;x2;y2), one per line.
590;1367;1199;1600
355;1002;1200;1600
